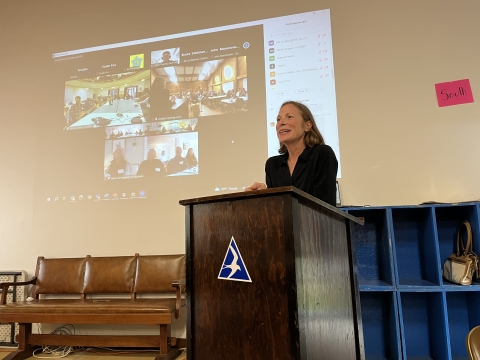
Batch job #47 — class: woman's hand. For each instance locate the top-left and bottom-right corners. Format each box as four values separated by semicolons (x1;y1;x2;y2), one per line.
245;182;267;191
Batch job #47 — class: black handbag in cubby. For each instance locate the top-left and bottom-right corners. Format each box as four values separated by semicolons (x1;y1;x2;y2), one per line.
442;220;480;285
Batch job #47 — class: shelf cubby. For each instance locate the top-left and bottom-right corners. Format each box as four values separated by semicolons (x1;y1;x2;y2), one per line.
347;208;395;290
391;207;441;288
445;291;480;360
360;291;401;360
398;291;450;360
435;204;480;288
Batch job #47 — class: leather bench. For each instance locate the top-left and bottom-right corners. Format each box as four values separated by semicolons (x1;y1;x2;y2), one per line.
0;254;185;360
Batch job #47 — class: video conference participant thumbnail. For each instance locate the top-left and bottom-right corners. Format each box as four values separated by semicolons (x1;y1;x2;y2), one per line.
65;70;150;129
151;48;180;67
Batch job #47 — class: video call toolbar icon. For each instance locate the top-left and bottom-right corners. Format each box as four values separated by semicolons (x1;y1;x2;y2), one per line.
270;80;276;85
269;48;274;53
269;56;275;61
270;64;275;69
47;192;145;202
268;40;274;46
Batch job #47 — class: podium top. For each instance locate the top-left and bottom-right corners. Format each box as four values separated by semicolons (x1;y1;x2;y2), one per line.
179;186;363;225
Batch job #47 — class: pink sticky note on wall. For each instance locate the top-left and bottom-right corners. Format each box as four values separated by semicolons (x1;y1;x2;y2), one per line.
435;79;474;107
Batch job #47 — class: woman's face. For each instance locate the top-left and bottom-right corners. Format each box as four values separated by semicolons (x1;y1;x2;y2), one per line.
276;104;312;147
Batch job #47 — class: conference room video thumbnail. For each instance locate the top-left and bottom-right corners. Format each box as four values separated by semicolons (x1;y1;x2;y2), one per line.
64;70;150;130
104;125;198;180
104;118;198;139
148;56;248;121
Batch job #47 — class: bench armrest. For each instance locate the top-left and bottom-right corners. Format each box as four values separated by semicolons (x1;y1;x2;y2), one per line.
172;280;186;319
0;277;37;304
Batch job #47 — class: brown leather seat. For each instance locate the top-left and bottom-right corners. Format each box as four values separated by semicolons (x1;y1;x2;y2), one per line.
0;298;176;314
467;326;480;359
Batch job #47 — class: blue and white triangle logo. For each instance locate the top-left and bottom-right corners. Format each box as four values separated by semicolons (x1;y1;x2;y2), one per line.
218;236;252;282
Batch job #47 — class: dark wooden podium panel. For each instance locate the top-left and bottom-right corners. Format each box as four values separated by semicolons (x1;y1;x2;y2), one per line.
180;187;364;360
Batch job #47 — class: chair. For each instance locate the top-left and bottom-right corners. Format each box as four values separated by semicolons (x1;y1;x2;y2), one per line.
467;326;480;359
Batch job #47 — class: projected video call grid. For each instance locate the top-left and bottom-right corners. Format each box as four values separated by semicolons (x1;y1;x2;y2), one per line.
44;11;340;205
61;26;257;182
64;55;248;130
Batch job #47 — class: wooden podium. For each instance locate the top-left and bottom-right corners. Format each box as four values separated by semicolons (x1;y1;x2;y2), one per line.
180;186;365;360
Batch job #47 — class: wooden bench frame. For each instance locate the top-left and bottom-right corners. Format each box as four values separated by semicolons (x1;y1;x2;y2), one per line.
0;254;186;360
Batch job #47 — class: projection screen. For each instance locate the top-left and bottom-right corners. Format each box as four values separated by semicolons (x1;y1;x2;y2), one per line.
35;9;339;255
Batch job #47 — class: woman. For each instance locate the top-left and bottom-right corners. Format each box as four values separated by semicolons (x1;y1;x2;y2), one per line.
105;146;131;178
185;148;198;168
246;101;338;206
149;76;174;120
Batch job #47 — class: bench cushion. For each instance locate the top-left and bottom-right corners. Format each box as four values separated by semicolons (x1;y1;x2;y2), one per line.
35;257;86;294
134;255;185;293
0;298;178;314
84;256;136;293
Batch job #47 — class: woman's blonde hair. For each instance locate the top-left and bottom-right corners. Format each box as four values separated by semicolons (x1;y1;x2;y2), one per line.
278;101;325;154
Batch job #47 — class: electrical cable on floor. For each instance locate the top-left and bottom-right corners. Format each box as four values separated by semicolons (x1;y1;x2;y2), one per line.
32;324;185;358
32;324;83;359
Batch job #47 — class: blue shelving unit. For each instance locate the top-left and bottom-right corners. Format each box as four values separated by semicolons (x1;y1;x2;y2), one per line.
343;203;480;360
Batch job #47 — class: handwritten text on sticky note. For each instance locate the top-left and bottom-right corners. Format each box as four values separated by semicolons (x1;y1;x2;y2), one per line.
435;79;474;107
